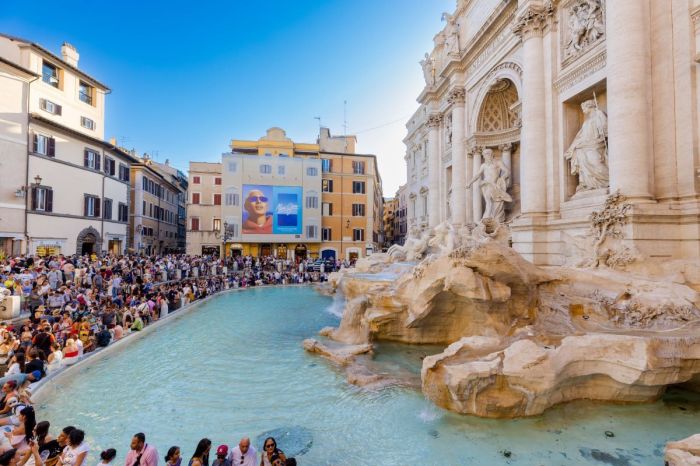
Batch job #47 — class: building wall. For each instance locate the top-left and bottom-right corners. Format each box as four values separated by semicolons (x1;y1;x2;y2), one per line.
130;164;180;254
186;162;222;256
0;60;33;256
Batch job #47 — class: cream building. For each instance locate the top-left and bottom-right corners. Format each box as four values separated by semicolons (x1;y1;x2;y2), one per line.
405;0;700;265
129;156;183;255
186;162;223;256
0;34;134;256
0;56;36;257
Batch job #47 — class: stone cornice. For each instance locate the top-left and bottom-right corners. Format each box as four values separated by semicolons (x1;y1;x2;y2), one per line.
554;49;606;91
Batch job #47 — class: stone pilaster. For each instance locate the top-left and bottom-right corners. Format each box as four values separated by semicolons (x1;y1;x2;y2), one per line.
427;113;443;228
499;143;513;188
607;0;652;199
514;6;548;215
472;146;483;221
448;88;467;225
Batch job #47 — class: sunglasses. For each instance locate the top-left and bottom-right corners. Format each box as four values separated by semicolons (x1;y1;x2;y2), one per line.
265;444;275;449
248;196;268;203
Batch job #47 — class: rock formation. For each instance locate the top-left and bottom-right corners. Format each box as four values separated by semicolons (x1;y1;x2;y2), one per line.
665;434;700;466
305;218;700;418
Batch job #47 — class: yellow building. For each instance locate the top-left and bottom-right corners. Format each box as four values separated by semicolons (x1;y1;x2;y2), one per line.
383;197;397;248
187;127;383;261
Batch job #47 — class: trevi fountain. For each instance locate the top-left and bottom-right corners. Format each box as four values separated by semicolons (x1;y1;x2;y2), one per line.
305;0;700;464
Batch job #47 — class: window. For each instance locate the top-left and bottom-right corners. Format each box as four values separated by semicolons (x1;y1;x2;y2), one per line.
214;194;222;205
190;217;200;231
278;165;285;175
321;159;332;173
306;225;318;239
149;203;153;217
353;228;365;241
352;161;365;174
225;222;240;238
322;228;332;241
192;192;200;204
104;157;115;176
118;203;128;222
227;162;237;172
306;167;318;176
322;202;333;216
33;134;55;157
193;176;200;184
260;164;272;174
352;181;366;194
213;218;221;231
322;179;333;192
81;117;95;130
215;177;222;185
84;149;101;170
84;195;100;217
142;200;146;215
42;61;59;87
225;189;239;206
352;204;366;216
39;99;62;115
305;194;319;209
119;164;129;182
31;186;53;212
79;81;94;105
279;153;289;157
103;198;113;220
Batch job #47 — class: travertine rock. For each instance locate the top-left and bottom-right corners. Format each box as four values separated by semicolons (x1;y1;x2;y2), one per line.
665;434;700;466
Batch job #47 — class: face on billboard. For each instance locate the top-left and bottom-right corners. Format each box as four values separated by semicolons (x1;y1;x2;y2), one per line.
242;185;302;235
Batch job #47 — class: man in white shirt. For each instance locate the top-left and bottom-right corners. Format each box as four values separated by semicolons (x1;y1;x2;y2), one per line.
227;438;256;466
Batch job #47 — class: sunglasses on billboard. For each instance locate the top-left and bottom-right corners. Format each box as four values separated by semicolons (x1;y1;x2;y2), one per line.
248;196;268;202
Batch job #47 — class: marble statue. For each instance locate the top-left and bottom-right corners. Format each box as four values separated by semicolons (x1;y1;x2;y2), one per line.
420;53;435;87
565;99;609;191
441;12;460;57
428;221;457;256
466;148;512;223
565;0;605;57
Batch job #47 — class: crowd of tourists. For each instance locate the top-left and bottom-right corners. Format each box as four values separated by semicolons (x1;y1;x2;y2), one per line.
0;251;348;466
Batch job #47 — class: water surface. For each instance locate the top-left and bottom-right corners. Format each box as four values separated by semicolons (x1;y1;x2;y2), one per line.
37;287;699;465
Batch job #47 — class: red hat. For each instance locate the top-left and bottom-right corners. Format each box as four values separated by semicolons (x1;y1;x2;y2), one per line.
216;445;228;457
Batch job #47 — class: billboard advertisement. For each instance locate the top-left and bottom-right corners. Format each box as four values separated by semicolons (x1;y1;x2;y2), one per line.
242;185;302;235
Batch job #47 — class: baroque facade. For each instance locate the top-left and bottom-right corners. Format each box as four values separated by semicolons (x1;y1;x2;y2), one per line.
405;0;700;265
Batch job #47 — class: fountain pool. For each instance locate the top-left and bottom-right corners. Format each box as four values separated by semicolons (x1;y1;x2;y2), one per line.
36;287;699;465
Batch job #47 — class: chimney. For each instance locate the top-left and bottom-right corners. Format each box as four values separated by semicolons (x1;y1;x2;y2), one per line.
61;42;79;67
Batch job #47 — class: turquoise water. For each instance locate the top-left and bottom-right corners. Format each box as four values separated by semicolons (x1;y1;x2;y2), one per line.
36;287;700;465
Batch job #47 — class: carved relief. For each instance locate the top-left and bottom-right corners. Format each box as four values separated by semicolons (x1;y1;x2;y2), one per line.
563;0;605;61
447;87;466;105
427;114;444;128
513;6;547;39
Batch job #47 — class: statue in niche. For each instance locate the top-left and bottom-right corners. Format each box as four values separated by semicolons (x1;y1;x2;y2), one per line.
446;187;452;219
445;113;453;145
565;99;609;191
466;148;512;223
565;0;605;58
441;12;460;57
420;53;435;87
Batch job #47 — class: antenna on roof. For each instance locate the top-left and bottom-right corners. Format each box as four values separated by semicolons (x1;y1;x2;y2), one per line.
343;100;348;152
314;116;322;133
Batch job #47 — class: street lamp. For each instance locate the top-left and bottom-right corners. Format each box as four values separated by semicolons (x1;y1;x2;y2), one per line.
33;175;42;186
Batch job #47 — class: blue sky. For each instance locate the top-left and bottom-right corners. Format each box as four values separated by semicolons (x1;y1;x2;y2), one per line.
1;0;452;193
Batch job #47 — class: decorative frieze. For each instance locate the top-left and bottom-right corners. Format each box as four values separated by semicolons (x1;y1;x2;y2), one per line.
513;6;547;39
562;0;605;63
447;87;466;105
553;50;606;91
427;113;444;128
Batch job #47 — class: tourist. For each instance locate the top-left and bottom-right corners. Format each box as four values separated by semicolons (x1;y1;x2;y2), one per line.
23;350;45;378
163;447;180;466
130;313;144;333
0;449;18;466
227;439;255;466
47;342;63;373
210;446;229;466
124;433;157;466
2;406;35;452
5;354;25;377
187;439;210;466
18;421;62;466
98;449;117;466
259;438;285;466
57;428;88;466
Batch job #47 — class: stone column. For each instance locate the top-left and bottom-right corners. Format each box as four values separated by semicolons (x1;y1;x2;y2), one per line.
607;0;652;199
514;7;547;215
499;143;512;187
465;148;474;224
472;148;482;221
449;88;467;225
427;113;443;228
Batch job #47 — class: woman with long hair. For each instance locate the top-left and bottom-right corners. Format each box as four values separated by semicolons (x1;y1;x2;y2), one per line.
5;353;25;377
57;428;88;466
188;439;211;466
164;447;181;466
3;406;36;452
259;438;285;466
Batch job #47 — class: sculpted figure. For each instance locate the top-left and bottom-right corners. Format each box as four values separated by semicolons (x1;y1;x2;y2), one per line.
420;53;435;87
565;0;605;57
466;148;512;223
565;100;609;191
428;221;457;256
441;12;460;57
